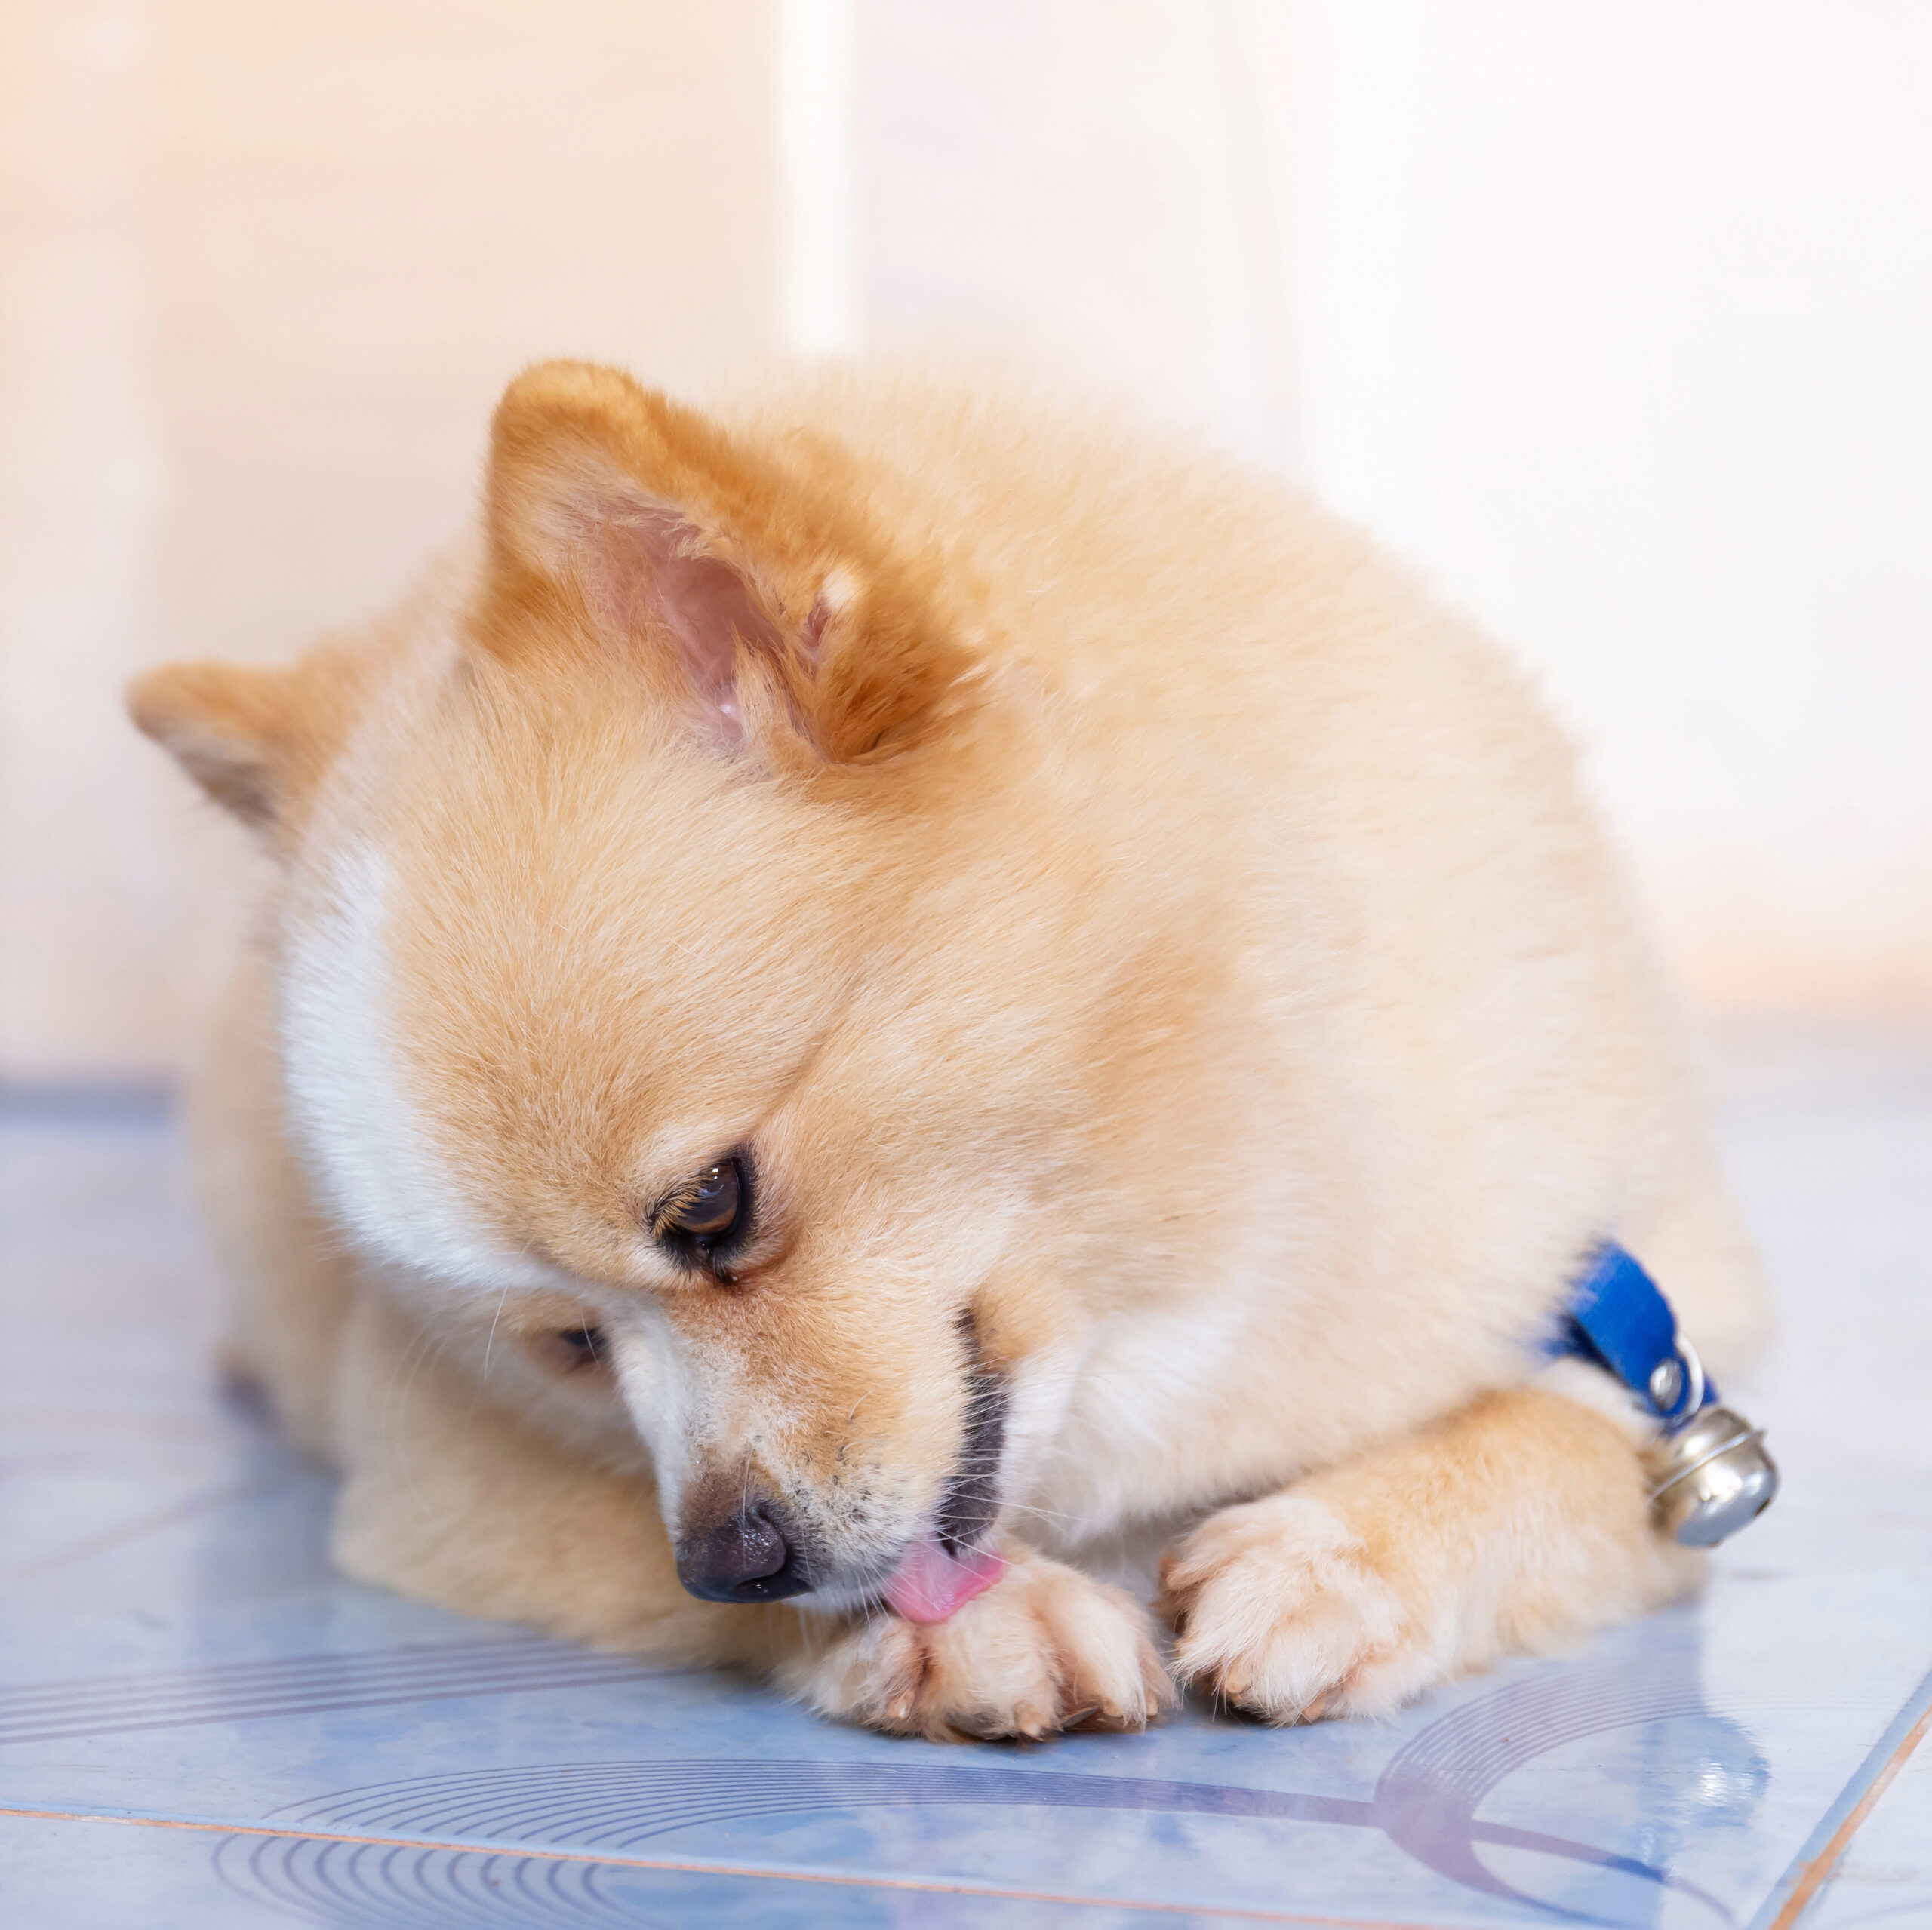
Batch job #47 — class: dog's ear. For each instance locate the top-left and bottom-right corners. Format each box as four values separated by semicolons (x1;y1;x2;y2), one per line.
127;659;297;832
126;652;358;845
478;360;972;762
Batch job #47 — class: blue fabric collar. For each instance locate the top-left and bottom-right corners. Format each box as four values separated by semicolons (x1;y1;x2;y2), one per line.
1550;1242;1715;1430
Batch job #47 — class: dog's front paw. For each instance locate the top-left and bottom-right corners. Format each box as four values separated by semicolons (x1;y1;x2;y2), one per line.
780;1550;1173;1741
1160;1495;1434;1723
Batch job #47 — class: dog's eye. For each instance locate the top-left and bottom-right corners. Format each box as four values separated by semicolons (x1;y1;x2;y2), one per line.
558;1324;605;1367
531;1324;608;1376
651;1156;748;1265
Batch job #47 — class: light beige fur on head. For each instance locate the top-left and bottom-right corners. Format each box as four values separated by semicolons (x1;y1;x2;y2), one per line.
128;359;1767;1739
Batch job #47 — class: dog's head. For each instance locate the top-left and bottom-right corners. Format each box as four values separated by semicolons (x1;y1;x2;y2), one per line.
130;364;1176;1613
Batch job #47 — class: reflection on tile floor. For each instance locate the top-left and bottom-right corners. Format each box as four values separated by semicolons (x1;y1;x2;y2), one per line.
2;1031;1929;1928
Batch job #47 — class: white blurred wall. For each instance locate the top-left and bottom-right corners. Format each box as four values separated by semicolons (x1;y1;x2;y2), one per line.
1275;4;1932;1011
2;1;1927;1080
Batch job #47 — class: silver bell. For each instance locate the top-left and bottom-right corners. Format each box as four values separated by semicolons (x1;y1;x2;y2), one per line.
1648;1403;1780;1547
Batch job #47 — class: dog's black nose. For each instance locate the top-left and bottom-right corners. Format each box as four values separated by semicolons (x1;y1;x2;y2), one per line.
675;1501;811;1603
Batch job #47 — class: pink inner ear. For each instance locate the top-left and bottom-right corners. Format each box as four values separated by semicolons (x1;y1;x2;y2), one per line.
583;502;789;744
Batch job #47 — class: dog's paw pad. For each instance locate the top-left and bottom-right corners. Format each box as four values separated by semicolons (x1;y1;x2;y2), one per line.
1159;1494;1429;1723
781;1554;1173;1741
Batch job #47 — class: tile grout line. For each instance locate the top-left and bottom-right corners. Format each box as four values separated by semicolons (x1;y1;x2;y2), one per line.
0;1802;1454;1929
1750;1662;1932;1930
0;1476;299;1588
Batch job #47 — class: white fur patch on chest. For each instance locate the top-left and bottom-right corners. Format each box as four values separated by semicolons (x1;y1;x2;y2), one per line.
1530;1353;1659;1446
278;841;555;1297
1023;1296;1254;1541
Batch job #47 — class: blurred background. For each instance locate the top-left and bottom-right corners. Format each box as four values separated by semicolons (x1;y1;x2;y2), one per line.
2;0;1928;1088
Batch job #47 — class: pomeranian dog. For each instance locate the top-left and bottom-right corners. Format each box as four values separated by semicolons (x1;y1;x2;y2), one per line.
128;361;1767;1741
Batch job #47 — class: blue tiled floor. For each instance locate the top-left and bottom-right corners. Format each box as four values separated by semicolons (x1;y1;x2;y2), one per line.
2;1030;1928;1928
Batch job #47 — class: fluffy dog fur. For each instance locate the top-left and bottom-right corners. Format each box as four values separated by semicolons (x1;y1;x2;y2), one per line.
129;361;1767;1740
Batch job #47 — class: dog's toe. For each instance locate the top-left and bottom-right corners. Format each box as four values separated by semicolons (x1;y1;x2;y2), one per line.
780;1550;1173;1741
1161;1494;1429;1723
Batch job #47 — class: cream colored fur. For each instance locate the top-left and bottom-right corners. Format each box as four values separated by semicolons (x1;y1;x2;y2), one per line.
130;361;1766;1740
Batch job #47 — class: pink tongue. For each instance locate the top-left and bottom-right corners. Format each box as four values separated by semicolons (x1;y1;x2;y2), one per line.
884;1533;1007;1624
